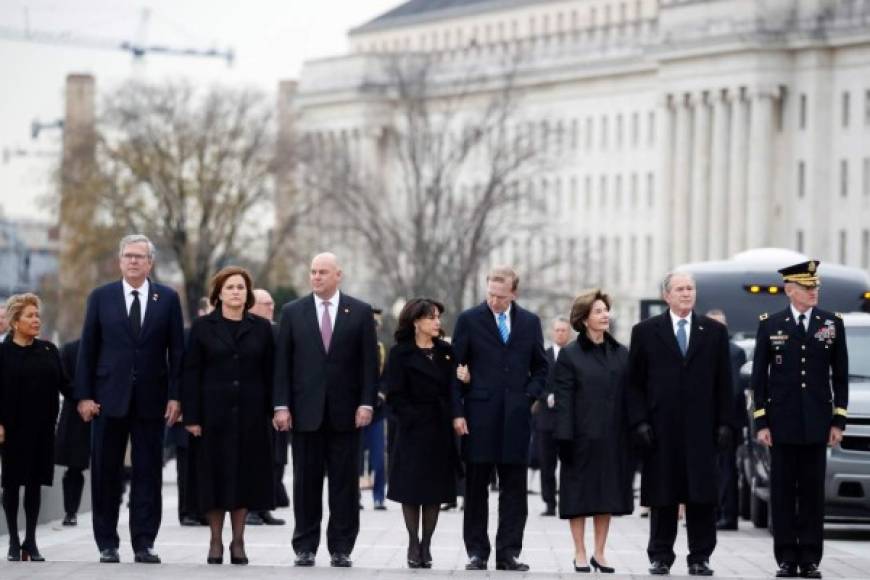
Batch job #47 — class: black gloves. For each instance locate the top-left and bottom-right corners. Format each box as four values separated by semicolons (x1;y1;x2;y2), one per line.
634;422;655;450
717;425;732;451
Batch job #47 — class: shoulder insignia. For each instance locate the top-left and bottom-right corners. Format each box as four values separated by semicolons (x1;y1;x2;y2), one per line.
835;312;843;319
759;313;768;321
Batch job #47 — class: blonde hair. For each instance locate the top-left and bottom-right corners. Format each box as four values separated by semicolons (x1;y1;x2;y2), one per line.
487;265;520;291
5;293;41;337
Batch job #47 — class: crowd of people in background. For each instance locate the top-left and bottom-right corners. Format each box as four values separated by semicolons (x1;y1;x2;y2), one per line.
0;234;848;579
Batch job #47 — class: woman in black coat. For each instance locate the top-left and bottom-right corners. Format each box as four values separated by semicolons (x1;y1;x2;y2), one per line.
385;298;468;568
182;266;275;565
0;293;70;561
552;289;633;573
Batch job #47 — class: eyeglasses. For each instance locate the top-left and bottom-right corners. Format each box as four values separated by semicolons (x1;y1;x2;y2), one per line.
122;253;149;262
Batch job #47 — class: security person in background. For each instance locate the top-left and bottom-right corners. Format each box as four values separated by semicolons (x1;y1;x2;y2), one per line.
751;260;848;579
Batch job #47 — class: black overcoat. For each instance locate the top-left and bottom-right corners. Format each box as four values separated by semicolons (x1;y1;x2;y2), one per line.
553;333;633;517
385;339;459;505
533;347;558;432
0;337;70;487
55;339;91;469
626;311;733;506
451;302;549;464
181;310;275;511
273;292;379;433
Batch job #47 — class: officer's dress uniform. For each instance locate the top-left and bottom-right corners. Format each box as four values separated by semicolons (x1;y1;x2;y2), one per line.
751;261;848;575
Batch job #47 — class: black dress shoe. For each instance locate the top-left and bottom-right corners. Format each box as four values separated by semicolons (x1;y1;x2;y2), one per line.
591;556;615;573
541;506;556;516
373;501;387;511
466;555;488;570
180;515;201;526
62;513;78;526
799;563;822;578
134;548;161;563
245;512;264;525
496;556;530;571
441;501;457;511
715;518;738;531
229;540;248;565
330;553;352;567
99;548;120;563
776;562;799;578
294;551;316;566
649;561;670;575
688;562;714;576
259;511;285;525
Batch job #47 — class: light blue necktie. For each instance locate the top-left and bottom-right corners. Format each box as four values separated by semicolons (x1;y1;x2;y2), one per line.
676;318;688;356
498;312;510;344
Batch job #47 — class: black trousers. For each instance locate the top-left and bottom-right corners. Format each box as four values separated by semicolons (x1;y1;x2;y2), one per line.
464;462;528;561
291;427;359;555
536;429;558;509
648;503;716;566
274;463;289;507
717;441;738;524
90;413;164;552
175;446;195;520
770;443;826;566
62;467;86;515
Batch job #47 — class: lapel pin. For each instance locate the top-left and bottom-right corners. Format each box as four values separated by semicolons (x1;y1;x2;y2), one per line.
152;293;159;302
344;308;350;314
445;354;451;360
698;326;704;331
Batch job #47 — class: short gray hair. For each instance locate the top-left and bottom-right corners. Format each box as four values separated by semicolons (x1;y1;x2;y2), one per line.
119;234;155;259
551;316;570;328
661;271;695;294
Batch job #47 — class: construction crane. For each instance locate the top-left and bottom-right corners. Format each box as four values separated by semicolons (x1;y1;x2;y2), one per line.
0;8;235;66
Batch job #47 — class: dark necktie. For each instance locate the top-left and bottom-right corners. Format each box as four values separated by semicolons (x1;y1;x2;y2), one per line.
130;290;142;336
797;313;806;337
676;318;688;356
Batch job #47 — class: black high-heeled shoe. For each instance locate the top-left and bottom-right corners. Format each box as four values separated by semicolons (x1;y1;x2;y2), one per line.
21;541;44;562
573;558;591;572
207;542;224;564
591;556;615;573
7;541;21;562
421;544;432;569
229;540;248;565
407;544;423;568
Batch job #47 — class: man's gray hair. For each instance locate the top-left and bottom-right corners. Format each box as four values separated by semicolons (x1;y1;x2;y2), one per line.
119;234;156;259
661;270;695;294
551;316;570;328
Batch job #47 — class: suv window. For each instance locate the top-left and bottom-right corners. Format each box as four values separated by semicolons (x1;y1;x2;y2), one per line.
848;326;870;378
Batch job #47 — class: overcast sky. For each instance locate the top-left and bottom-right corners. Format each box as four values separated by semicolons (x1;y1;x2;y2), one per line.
0;0;401;220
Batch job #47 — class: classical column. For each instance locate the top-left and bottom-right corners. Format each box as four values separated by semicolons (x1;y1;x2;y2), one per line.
689;92;711;262
671;93;692;268
708;89;730;260
727;89;748;255
746;86;778;249
656;93;675;276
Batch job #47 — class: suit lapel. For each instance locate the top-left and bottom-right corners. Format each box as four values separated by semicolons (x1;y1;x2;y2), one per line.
806;310;822;344
478;303;504;344
654;312;683;359
684;312;705;362
139;281;158;340
304;295;327;356
329;295;353;354
115;281;136;340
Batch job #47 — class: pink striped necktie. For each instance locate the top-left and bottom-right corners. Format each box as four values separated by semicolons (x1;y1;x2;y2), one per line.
321;301;333;351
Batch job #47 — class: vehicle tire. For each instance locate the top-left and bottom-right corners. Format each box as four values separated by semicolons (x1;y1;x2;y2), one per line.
750;477;768;529
738;470;751;521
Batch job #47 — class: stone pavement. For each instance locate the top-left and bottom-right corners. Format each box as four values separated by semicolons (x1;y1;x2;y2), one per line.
1;463;868;579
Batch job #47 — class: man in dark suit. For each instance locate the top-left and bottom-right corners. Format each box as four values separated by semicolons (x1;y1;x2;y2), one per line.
536;316;571;516
751;260;848;579
55;338;90;527
272;252;379;568
75;234;184;564
627;271;733;576
452;265;549;572
705;309;747;531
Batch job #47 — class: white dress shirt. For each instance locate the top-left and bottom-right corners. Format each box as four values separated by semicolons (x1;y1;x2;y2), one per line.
492;304;512;333
315;290;340;331
669;310;692;345
790;305;813;330
122;278;149;325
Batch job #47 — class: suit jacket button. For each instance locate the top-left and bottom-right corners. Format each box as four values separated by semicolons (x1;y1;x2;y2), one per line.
801;382;806;388
233;380;240;386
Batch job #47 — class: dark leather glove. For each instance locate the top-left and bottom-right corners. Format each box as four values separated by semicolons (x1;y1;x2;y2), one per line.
717;425;732;451
634;422;655;450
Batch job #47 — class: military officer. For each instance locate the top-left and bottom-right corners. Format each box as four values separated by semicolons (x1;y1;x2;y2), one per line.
751;260;849;579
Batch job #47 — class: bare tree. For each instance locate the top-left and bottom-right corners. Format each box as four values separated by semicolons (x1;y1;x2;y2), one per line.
91;80;307;316
298;53;558;319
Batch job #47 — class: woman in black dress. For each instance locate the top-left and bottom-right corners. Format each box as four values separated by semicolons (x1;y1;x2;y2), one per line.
552;289;632;573
385;298;468;568
0;293;70;561
182;266;275;565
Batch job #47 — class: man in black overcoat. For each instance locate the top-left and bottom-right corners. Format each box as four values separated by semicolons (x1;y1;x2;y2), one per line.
74;234;185;564
751;260;849;579
627;271;733;576
272;252;379;568
536;316;571;516
54;338;90;526
452;265;549;572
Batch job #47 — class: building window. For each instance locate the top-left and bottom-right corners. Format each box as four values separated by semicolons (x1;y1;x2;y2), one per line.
646;172;655;207
585;117;594;149
590;7;598;28
841;159;849;197
863;230;870;269
584;175;592;209
629;236;637;282
645;235;653;282
613;237;622;284
571;119;579;150
598;236;607;284
863;157;870;198
799;93;807;130
648;111;656;146
631;112;639;147
839;230;848;263
842;91;850;128
570;176;578;210
797;161;805;198
601;115;608;149
796;229;804;253
615;174;623;209
865;89;870;126
599;175;608;209
616;114;623;148
630;173;639;208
